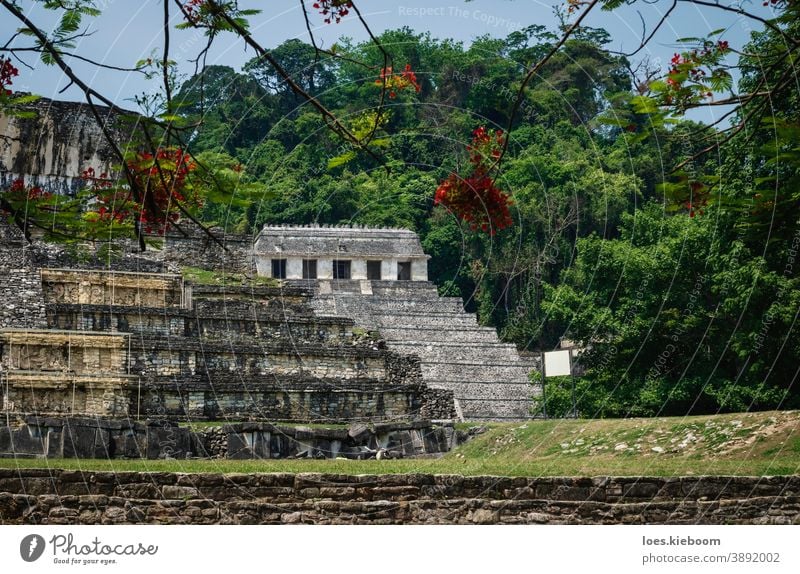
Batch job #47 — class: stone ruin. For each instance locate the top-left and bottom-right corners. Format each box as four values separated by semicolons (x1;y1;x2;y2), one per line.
255;224;540;420
0;96;133;195
0;262;458;459
0;98;539;463
1;267;453;421
1;417;457;461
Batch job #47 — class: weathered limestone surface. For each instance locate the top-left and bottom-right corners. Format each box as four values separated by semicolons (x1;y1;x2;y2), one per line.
1;268;455;421
1;471;797;525
0;330;133;416
307;279;539;421
0;97;133;195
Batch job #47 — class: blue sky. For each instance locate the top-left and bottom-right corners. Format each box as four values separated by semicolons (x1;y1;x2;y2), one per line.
1;0;777;123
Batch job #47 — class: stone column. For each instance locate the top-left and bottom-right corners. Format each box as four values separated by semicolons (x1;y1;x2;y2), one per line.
317;258;334;279
351;258;367;280
381;258;396;281
286;258;303;280
411;258;428;281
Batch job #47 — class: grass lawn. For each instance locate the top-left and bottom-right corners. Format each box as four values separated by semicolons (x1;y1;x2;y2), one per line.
181;266;277;286
2;410;799;477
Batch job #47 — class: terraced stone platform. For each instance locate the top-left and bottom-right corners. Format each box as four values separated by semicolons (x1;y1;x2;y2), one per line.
1;269;454;422
303;279;540;420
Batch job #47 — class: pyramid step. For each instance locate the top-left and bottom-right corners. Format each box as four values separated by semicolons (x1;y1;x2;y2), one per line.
315;295;465;314
389;341;521;362
368;312;479;329
380;326;499;344
425;381;536;401
421;362;534;383
456;398;534;420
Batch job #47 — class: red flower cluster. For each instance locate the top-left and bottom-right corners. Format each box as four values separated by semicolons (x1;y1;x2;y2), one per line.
127;148;198;234
183;0;205;23
82;166;129;225
82;148;199;235
434;127;513;235
7;178;48;200
686;181;708;218
0;57;19;96
664;40;731;103
1;179;51;217
313;1;352;24
374;64;421;98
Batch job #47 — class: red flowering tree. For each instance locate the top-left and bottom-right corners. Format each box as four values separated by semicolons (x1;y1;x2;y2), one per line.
435;127;513;235
80;147;200;236
1;0;797;245
374;64;421;99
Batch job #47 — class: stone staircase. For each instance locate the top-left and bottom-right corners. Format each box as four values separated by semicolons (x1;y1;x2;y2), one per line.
302;280;540;420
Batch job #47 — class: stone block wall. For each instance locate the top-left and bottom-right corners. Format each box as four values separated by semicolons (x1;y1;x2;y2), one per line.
0;329;134;417
0;241;46;330
41;269;184;308
0;471;797;524
160;230;255;275
136;375;426;421
1;330;129;375
1;372;134;416
0;417;454;460
0;257;455;422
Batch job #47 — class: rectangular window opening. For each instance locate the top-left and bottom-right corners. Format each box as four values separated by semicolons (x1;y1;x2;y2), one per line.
271;258;287;279
397;261;411;281
366;260;382;280
333;260;351;280
302;259;317;279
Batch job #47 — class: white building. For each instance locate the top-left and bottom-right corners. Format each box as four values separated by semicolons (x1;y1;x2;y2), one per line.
254;225;429;282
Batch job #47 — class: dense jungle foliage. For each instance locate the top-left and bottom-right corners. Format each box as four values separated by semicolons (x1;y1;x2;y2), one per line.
154;22;799;417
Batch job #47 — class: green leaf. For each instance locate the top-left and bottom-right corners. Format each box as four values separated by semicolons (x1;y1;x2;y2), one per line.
58;10;82;35
630;95;659;114
710;69;732;89
9;94;40;105
327;151;357;169
601;0;627;10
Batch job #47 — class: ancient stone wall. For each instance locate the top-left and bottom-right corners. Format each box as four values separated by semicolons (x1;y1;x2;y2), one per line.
0;418;454;460
0;471;797;524
0;265;46;330
0;228;47;330
159;229;255;275
1;267;453;422
0;330;134;417
0;97;135;196
41;269;184;308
